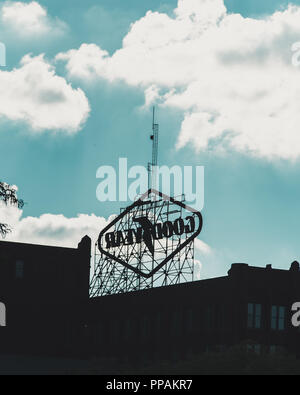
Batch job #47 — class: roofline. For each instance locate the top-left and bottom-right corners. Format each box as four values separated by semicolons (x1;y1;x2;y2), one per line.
0;239;78;251
90;275;229;301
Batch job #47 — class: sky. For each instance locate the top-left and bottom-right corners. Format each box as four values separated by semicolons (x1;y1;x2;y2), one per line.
1;0;300;280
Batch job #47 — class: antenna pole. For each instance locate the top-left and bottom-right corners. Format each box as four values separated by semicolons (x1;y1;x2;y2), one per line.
148;106;159;192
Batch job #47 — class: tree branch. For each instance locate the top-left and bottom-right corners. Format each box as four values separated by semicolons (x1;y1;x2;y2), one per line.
0;181;23;238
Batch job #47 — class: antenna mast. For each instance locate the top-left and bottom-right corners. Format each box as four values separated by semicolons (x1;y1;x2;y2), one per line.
148;107;159;191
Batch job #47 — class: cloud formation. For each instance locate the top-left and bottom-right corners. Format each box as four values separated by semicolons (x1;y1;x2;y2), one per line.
57;0;300;160
0;1;67;38
0;202;109;248
0;202;211;266
0;54;90;132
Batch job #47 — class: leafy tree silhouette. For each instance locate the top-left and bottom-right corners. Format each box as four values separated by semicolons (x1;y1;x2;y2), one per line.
0;182;24;238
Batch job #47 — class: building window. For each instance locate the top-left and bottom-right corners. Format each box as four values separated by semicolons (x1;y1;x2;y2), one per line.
96;323;103;345
111;320;120;342
270;345;276;354
247;344;261;355
141;315;150;341
271;306;285;331
247;303;262;329
155;313;161;336
124;318;131;340
171;310;182;336
15;260;24;279
205;306;213;330
186;308;194;334
215;305;225;330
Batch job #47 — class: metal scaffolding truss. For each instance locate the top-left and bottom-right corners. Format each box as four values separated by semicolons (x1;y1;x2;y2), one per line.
90;192;197;297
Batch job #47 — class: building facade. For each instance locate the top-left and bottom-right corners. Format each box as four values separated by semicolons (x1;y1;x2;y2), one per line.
0;236;300;362
86;262;300;362
0;236;91;356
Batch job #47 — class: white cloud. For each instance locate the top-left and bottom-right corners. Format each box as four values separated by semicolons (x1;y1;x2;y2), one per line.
57;0;300;160
0;1;67;37
0;54;90;132
193;238;212;280
56;43;110;81
0;202;109;248
0;201;212;260
0;197;211;284
194;259;202;280
194;238;212;255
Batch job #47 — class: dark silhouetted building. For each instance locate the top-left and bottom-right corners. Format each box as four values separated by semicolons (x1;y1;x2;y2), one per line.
86;262;300;363
1;237;300;363
0;236;91;356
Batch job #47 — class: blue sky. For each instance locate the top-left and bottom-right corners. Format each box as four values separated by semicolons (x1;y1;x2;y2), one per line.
1;0;300;280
